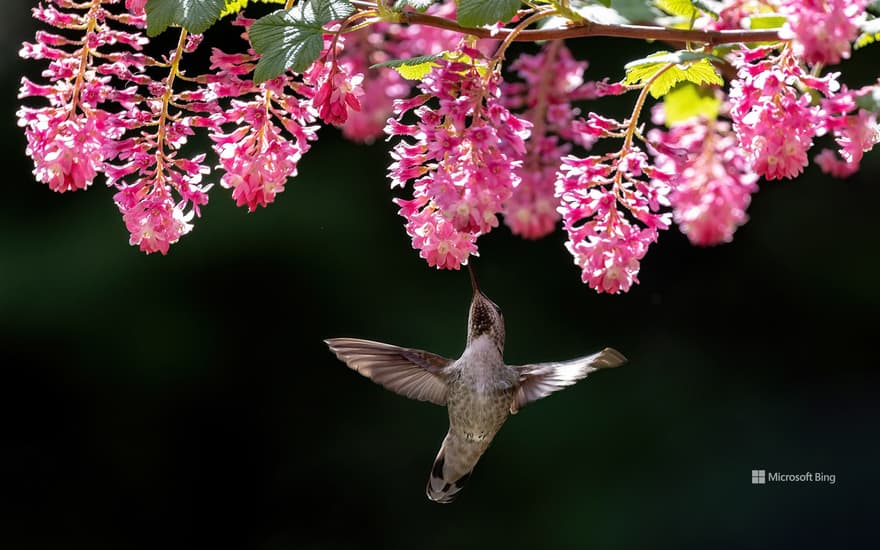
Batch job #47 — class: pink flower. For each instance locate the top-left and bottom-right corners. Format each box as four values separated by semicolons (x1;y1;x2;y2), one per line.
213;111;312;211
17;110;112;193
305;38;364;126
814;90;880;177
649;106;759;246
126;0;148;15
397;202;477;269
780;0;868;65
114;184;194;255
814;149;859;178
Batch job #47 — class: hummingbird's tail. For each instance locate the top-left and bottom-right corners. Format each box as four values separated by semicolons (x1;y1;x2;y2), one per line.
426;431;483;504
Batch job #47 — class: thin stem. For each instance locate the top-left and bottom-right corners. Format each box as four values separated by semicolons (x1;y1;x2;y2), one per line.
622;64;675;153
491;6;556;67
155;28;188;187
69;0;101;119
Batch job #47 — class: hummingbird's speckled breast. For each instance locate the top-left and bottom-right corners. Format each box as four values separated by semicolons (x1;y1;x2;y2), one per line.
445;334;518;443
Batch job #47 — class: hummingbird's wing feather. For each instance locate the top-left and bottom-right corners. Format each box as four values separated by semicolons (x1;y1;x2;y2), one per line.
325;338;452;405
510;348;626;413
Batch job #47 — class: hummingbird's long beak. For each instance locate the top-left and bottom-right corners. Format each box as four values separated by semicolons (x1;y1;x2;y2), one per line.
467;263;480;296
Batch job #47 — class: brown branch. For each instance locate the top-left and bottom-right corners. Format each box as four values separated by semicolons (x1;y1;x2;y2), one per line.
352;2;784;47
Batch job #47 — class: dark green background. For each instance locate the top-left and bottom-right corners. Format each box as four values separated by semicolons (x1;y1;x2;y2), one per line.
3;3;878;549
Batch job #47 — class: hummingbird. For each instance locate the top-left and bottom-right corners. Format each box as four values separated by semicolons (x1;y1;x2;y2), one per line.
324;266;626;503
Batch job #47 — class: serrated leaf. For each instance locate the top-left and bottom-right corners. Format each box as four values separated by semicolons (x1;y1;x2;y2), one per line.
747;13;786;29
624;51;723;99
249;0;355;83
456;0;520;28
655;0;697;18
145;0;226;37
394;0;435;10
220;0;285;18
654;0;719;20
662;81;720;125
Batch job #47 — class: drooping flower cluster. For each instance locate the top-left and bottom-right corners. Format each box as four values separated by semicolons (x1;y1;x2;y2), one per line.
501;41;583;239
17;1;134;193
649;104;759;246
304;34;365;126
729;45;832;181
386;46;531;269
556;116;673;294
780;0;868;65
205;17;320;212
814;86;880;177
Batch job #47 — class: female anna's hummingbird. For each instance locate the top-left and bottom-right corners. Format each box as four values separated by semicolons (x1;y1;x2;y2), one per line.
325;267;626;503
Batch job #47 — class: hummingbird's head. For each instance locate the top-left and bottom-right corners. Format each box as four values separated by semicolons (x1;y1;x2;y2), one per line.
466;265;505;350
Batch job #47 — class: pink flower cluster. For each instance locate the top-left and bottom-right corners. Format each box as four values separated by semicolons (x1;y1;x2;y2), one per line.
386;46;532;269
205;20;320;212
501;42;584;239
649;105;759;246
815;87;880;177
780;0;868;65
114;182;194;255
730;42;879;182
18;0;214;254
556;117;672;293
17;2;132;194
729;46;829;180
305;35;364;126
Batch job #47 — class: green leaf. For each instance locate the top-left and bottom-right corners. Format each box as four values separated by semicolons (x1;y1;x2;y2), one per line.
655;0;718;20
655;0;696;17
372;54;443;80
747;13;786;29
145;0;226;37
249;0;355;83
220;0;286;18
610;0;661;23
394;0;435;10
456;0;521;28
662;82;720;126
624;51;723;99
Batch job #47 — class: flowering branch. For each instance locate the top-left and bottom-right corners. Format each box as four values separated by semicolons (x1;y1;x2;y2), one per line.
17;0;880;294
390;7;784;46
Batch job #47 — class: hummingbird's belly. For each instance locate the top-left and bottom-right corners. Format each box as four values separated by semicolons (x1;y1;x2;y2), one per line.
447;386;514;442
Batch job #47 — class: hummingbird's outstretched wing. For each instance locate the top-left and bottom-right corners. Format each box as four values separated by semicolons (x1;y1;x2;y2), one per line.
325;338;453;405
510;348;626;413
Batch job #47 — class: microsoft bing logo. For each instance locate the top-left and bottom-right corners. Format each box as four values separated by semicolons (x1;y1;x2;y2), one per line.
752;469;766;485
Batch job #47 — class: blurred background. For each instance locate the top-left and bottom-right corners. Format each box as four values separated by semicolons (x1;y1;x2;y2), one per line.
2;2;879;549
